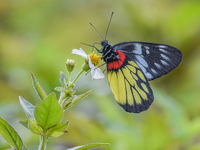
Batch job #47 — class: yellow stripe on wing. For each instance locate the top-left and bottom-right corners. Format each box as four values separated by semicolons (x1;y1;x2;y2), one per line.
108;71;126;105
117;70;127;105
107;60;153;113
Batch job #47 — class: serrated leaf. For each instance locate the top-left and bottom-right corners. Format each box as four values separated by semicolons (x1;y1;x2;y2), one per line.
30;71;47;100
34;93;63;131
19;96;35;119
67;143;110;150
18;120;28;129
46;121;69;137
0;117;23;150
28;119;43;135
59;71;68;87
64;90;93;110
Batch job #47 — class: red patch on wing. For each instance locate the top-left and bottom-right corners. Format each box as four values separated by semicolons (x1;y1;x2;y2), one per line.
108;50;126;70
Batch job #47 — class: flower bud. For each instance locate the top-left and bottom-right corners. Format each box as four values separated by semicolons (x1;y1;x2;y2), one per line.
81;60;90;72
66;59;75;72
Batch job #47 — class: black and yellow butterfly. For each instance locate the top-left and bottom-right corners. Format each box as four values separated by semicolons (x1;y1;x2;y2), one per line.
100;41;182;113
91;13;182;113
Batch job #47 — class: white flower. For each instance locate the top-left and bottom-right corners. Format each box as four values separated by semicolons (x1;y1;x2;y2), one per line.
72;48;105;79
72;48;87;59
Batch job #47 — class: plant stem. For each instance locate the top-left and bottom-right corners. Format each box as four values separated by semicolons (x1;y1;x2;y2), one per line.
39;135;48;150
68;70;83;88
58;91;66;105
67;71;72;85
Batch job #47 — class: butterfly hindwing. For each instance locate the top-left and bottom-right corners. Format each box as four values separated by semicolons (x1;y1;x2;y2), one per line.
113;41;183;80
107;57;154;113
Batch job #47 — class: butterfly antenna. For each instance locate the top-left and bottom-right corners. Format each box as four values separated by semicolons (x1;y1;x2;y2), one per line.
90;22;104;40
81;42;101;53
105;12;114;40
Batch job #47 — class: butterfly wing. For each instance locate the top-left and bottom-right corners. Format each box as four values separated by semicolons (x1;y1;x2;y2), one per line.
106;41;182;113
113;41;183;80
107;57;154;113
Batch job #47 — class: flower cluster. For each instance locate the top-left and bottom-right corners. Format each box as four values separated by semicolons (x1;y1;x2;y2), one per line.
72;48;105;79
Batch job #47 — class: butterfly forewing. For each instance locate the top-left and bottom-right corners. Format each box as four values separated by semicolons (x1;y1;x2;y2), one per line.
113;41;183;80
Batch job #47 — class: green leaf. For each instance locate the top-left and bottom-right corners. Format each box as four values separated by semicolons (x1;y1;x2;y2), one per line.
22;145;29;150
18;120;28;129
54;87;63;92
19;96;35;119
28;119;43;135
34;93;63;131
59;71;67;87
0;117;23;150
67;143;110;150
62;96;75;109
30;71;47;100
64;90;93;110
46;121;69;137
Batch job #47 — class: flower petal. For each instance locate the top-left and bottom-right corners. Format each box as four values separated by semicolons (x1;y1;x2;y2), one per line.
88;57;95;76
72;48;87;59
88;56;104;79
72;48;104;79
93;68;105;79
88;56;93;69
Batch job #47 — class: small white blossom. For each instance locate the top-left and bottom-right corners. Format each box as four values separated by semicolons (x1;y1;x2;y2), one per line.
72;48;105;79
72;48;87;59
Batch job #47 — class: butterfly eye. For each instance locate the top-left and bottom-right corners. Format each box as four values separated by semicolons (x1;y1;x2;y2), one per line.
101;40;108;46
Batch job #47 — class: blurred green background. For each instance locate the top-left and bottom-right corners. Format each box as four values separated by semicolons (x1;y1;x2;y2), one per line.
1;0;200;149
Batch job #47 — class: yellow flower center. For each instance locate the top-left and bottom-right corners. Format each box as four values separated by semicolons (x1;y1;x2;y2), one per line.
89;52;101;66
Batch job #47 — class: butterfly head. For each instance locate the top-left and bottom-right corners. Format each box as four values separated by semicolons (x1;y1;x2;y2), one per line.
101;40;108;47
100;40;113;55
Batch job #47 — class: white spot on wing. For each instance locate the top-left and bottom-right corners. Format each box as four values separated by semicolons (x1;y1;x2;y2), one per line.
151;68;157;74
159;48;168;54
135;61;147;74
159;45;167;49
161;60;169;66
161;54;170;61
135;55;148;67
144;46;150;54
154;63;161;69
135;60;154;79
146;72;153;79
133;44;142;54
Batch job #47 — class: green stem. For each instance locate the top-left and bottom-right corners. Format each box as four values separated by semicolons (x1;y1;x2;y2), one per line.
68;70;84;88
67;71;72;85
58;91;67;105
39;135;48;150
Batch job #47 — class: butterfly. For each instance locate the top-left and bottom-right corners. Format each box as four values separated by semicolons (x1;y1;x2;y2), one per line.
90;12;182;113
